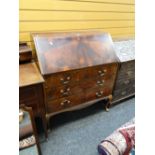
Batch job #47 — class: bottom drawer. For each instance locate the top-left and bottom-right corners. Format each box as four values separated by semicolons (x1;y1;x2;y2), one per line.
46;95;85;113
46;86;112;113
112;85;135;101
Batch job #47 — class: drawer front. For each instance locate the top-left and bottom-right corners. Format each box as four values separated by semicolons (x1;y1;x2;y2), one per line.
44;63;118;87
19;51;32;63
46;82;114;113
84;87;112;102
46;94;84;113
45;85;83;100
113;84;135;101
118;69;135;79
76;63;118;81
20;87;37;101
45;71;116;100
114;78;135;90
20;98;40;116
113;60;135;101
119;61;135;77
79;77;112;89
44;71;78;87
19;84;44;116
121;60;135;71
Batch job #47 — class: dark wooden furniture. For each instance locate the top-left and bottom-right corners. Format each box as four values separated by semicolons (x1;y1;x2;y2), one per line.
112;40;135;103
19;42;32;63
33;32;120;122
19;105;41;155
19;62;47;138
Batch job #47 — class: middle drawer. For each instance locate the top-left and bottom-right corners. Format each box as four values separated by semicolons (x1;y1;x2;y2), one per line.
46;85;112;114
45;75;113;100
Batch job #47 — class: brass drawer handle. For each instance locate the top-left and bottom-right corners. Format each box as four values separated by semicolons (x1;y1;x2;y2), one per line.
103;69;107;73
97;80;105;86
127;71;133;76
121;91;126;95
60;76;71;84
96;91;103;97
60;88;70;96
98;69;107;76
60;100;71;106
124;80;130;85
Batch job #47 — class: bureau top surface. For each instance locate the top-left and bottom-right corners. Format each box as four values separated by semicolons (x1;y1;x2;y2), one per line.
33;32;119;75
19;62;44;87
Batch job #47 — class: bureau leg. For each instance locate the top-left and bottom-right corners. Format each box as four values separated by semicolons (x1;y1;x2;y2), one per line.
105;95;113;112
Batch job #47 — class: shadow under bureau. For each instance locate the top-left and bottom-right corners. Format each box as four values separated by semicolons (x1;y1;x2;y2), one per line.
33;32;120;125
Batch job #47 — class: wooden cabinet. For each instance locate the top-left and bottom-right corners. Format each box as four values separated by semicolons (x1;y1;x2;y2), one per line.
19;43;32;63
112;40;135;103
19;62;47;138
33;32;119;117
112;60;135;102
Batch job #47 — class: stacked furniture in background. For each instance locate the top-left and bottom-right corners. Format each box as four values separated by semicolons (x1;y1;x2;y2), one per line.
19;43;47;138
19;42;32;63
19;62;47;138
112;40;135;104
33;32;120;124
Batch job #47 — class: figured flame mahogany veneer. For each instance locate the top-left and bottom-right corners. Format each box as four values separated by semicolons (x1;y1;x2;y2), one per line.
33;32;120;119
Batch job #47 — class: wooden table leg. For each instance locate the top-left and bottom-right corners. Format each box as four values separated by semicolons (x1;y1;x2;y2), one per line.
105;95;113;112
41;112;48;140
46;114;51;134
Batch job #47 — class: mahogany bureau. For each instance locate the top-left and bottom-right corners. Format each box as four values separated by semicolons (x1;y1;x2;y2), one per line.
33;32;120;123
19;62;47;138
112;40;135;103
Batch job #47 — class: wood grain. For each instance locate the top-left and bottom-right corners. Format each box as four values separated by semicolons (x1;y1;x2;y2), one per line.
33;32;119;114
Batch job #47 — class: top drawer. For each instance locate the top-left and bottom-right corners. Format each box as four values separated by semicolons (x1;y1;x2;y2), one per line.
44;70;78;87
76;63;118;80
44;63;118;88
